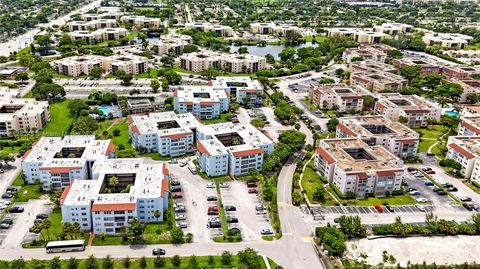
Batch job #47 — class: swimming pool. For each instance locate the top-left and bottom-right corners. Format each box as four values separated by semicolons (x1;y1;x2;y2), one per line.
99;107;110;115
444;111;460;118
97;105;122;118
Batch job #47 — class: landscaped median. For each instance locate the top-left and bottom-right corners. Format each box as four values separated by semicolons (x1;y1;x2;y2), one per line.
212;179;242;243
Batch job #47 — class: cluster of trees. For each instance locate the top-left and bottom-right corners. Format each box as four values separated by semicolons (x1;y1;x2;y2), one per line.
373;213;480;236
316;215;367;256
181;29;228;52
263;129;306;172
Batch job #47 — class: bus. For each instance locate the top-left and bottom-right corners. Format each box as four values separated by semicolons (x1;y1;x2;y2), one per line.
46;240;85;253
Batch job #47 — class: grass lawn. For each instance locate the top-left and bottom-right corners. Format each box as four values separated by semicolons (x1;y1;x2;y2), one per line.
301;160;327;204
96;118;132;150
11;173;44;203
202;113;233;125
0;255;276;269
466;182;480;194
172;64;195;74
417;139;436;153
93;222;172;246
414;125;448;139
135;68;160;78
41;100;75;136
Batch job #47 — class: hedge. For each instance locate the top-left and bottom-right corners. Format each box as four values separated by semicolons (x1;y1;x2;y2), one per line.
473;181;480;189
329;183;346;199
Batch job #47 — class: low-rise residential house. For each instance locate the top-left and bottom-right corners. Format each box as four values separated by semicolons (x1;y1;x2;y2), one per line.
336;115;420;158
314;138;404;198
60;158;169;234
374;93;442;128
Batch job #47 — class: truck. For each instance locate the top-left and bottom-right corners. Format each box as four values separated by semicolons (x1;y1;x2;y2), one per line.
187;161;197;174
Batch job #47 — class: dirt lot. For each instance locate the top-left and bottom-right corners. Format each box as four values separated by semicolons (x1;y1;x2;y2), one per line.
346;235;480;266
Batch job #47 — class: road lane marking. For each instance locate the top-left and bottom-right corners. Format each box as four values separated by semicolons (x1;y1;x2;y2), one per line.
301;237;313;242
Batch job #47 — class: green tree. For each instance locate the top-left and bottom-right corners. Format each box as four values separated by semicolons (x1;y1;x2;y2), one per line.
139;256;148;269
122;257;130;269
67;99;89;116
151;79;161;93
466;93;480;104
102;255;114;269
221;251;232;265
89;67;103;79
72;116;99;134
108;176;119;192
33;68;54;83
170;226;184;244
279;47;296;62
171;255;181;267
238;46;249;54
338;215;367;239
471;213;480;234
188;255;198;269
127;219;146;241
67;257;79;269
15;72;29;81
362;95;375;110
265;53;275;64
31;83;65;100
278;129;306;151
312;187;325;202
154;256;165;268
161;55;174;67
315;227;347;256
84;256;99;269
399;65;422;82
183;44;199;53
250;118;265;128
48;257;62;269
327;118;339;132
200;67;220;80
11;258;26;269
238;248;262;269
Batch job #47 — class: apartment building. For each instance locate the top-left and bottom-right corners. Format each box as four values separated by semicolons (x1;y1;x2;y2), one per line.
373;23;413;35
120;15;162;29
441;65;480;80
185;22;233;37
81;9;123;21
327;28;390;44
196;123;274;176
209;76;264;106
67;19;117;32
343;46;389;63
422;32;472;49
314;138;404;198
150;34;193;56
126;98;159;115
446;136;480;184
22;136;115;191
392;58;442;75
458;117;480;136
0;93;50;136
308;84;371;112
447;79;480;103
60;158;169;234
250;22;276;34
180;51;266;73
53;54;148;76
68;28;128;44
350;71;408;92
349;60;399;74
336;115;419;158
128;112;201;156
173;86;229;119
374;93;442;128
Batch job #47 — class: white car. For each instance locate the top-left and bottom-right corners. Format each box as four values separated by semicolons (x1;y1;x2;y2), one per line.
176;222;187;228
255;209;267;215
174;214;186;220
219;183;229;189
415;204;426;212
208;217;220;223
168;159;178;164
260;228;273;235
206;183;216;188
416;197;429;203
173;202;184;208
179;159;189;167
409;190;421;196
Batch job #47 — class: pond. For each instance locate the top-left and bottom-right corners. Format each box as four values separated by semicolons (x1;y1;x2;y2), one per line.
228;42;319;59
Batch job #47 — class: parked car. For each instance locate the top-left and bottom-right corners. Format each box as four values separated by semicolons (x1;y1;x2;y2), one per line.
260;228;273;235
152;248;166;256
409;190;421;196
437;190;448;196
256;204;266;211
226;217;238;223
248;189;258;194
172;193;182;199
208;221;222;228
179;159;189;167
170;181;181;186
36;214;48;220
460;196;472;202
0;223;9;229
432;187;441;192
1;218;13;225
407;167;417;172
2;193;13;199
219;183;229;188
174;206;186;213
173;202;184;208
168;159;178;164
176;222;187;228
415;204;426;212
442;183;453;188
424;181;434;186
247;182;257;188
174;214;186;220
9;206;24;213
406;187;417;192
416;197;429;203
208;206;219;212
171;187;182;192
255;209;267;215
447;187;458;192
6;187;17;192
207;210;219;215
463;202;475;211
374;205;383;213
225;205;236;211
207;196;218;201
206;183;215;188
385;205;394;212
425;170;435;175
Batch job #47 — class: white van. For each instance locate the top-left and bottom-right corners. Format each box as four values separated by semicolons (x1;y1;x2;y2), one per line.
187;161;197;174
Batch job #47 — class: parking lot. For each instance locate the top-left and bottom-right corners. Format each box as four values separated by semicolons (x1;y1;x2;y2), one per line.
220;181;272;241
311;204;435;217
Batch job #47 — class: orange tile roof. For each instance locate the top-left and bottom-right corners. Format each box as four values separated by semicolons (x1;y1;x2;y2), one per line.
161;180;169;197
337;123;356;136
240;89;258;93
403;109;430;114
128;116;134;124
448;143;475;159
60;184;72;205
461;121;480;135
92;203;136;212
131;125;140;135
162;163;169;176
377;170;403;177
22;149;32;159
399;139;418;145
105;140;115;155
316;147;336;164
196;140;210;156
39;166;83;173
179;101;193;105
200;101;218;105
232;148;263;157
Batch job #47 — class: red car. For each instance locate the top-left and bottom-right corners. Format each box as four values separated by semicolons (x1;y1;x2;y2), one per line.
247;182;257;188
172;193;182;199
374;205;383;213
426;170;436;174
208;206;219;212
248;189;258;194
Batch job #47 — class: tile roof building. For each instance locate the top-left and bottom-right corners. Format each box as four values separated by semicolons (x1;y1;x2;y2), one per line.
308;84;371;113
60;158;169;234
179;51;266;73
173;86;230;119
446;136;480;184
150;34;193;56
458;117;480;136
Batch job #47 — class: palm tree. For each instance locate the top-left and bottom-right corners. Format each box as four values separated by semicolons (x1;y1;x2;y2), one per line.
108;176;119;192
425;212;439;234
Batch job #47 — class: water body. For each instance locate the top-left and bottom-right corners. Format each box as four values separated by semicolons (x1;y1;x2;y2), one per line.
229;42;319;59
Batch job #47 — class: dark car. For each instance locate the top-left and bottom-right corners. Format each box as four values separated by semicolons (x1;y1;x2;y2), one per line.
207;210;219;215
407;167;417;172
208;221;222;228
2;193;13;199
385;205;394;212
225;205;236;211
463;202;475;211
436;190;448;196
207;196;218;201
447;187;458;192
172;193;182;199
9;206;24;213
460;196;472;202
152;248;166;256
248;189;258;194
1;218;13;225
170;181;181;186
432;187;441;192
6;187;17;192
36;214;48;220
442;183;453;188
226;217;238;223
171;187;182;192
